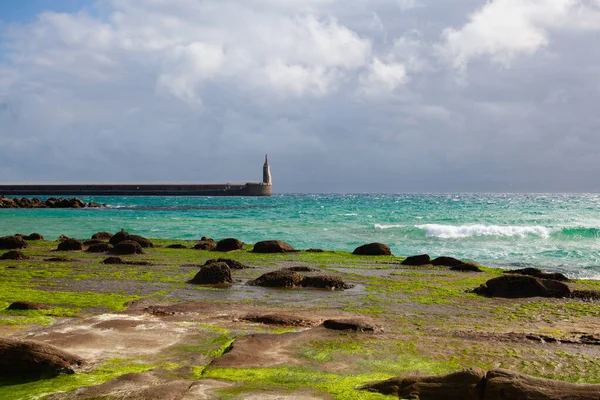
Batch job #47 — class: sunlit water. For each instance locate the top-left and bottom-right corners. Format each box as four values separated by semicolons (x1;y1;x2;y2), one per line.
2;193;600;279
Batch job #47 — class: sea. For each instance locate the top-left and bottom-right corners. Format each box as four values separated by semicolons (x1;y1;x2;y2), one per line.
2;193;600;279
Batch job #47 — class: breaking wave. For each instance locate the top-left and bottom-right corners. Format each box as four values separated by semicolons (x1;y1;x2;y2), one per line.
415;224;552;239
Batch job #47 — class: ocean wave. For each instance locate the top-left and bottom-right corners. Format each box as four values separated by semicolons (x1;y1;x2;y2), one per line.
415;224;552;239
558;227;600;239
374;224;405;230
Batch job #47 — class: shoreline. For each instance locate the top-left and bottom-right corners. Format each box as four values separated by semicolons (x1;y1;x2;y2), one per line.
1;233;600;398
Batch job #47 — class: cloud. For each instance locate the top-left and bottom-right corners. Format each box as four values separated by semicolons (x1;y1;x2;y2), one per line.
1;0;600;192
440;0;600;69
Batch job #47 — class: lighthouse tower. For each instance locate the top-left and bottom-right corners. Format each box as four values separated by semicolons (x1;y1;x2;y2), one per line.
263;154;272;185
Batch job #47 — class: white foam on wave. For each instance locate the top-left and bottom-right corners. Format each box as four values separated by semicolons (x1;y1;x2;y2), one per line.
416;224;552;239
374;224;405;229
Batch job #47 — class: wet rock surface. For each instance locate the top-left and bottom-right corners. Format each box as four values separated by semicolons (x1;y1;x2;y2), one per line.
214;238;244;252
0;250;30;260
504;267;570;282
402;254;431;266
362;368;600;400
248;270;304;288
111;240;143;255
86;243;113;253
0;235;28;250
188;262;232;285
352;242;392;256
0;338;84;380
0;196;103;209
7;301;51;310
253;240;297;253
473;275;571;298
57;238;84;251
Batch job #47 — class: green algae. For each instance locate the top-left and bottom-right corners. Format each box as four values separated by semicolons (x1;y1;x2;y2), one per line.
199;367;394;399
0;359;175;400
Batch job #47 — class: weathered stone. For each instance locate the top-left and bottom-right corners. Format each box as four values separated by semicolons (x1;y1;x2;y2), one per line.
504;267;570;282
473;275;571;298
300;275;354;290
188;262;232;285
7;301;50;310
0;250;30;260
111;240;143;255
451;263;482;272
360;368;485;400
86;243;114;253
109;229;130;245
57;238;84;251
214;238;244;252
484;368;600;400
0;235;27;250
128;235;154;248
92;232;113;240
193;238;217;250
401;254;431;266
203;258;250;270
431;256;464;267
305;248;324;253
248;270;303;288
0;338;84;380
352;243;392;256
23;233;44;241
322;319;377;332
252;240;297;253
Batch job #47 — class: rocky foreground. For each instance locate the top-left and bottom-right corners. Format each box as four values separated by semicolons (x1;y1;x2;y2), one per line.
1;232;600;399
0;196;103;208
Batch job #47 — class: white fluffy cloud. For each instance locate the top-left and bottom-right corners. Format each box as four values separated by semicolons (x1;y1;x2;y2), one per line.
440;0;600;68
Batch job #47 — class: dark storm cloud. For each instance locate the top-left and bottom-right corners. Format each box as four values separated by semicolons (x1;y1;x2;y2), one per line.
0;0;599;192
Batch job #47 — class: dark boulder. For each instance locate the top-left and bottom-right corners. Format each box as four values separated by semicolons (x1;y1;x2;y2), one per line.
92;232;113;240
83;239;105;246
352;243;392;256
7;301;50;310
401;254;431;266
203;258;250;270
166;244;187;249
87;202;102;208
252;240;297;253
242;314;315;327
0;235;27;250
431;256;464;267
300;275;354;290
0;250;30;260
473;275;571;298
504;267;570;282
450;263;482;272
484;368;600;400
214;238;244;252
86;243;114;253
23;233;44;241
322;319;377;332
247;270;303;288
109;229;130;245
193;238;217;250
360;368;486;400
103;257;125;264
111;240;143;255
0;338;84;380
571;290;600;300
57;234;69;242
57;238;84;251
188;262;232;285
128;235;154;248
305;248;324;253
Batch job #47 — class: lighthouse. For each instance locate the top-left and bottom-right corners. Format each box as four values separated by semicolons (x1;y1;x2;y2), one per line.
263;154;272;185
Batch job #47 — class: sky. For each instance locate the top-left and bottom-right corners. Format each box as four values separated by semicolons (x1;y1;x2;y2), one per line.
0;0;599;193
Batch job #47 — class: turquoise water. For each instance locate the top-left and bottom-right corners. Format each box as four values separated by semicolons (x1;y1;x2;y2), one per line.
2;193;600;278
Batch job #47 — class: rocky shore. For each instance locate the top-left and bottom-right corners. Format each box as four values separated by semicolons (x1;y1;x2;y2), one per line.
1;232;600;399
0;196;103;209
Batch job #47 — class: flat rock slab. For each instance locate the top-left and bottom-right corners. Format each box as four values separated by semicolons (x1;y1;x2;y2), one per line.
361;368;600;400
